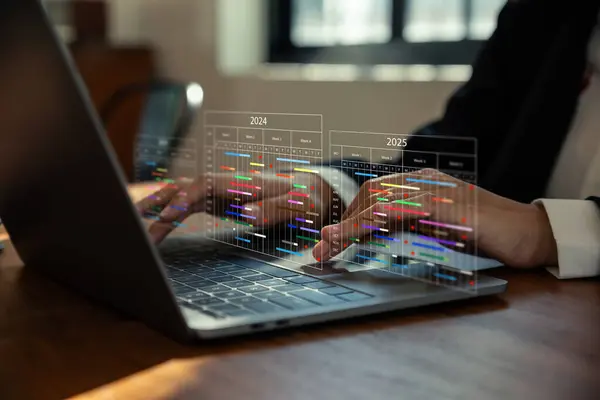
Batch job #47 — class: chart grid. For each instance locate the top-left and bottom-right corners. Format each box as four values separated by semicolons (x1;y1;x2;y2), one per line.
329;130;479;293
204;111;324;269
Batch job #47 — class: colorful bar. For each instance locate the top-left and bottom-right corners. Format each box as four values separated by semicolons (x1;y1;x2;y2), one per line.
406;178;457;187
383;206;430;216
288;224;298;229
418;220;473;232
377;197;390;202
295;218;313;224
391;263;409;269
306;211;320;217
289;191;309;198
355;172;378;178
231;182;261;190
277;158;310;164
227;189;252;196
419;252;448;262
234;175;252;181
220;166;235;171
288;200;304;205
357;254;385;263
294;168;319;174
282;240;298;246
418;235;464;248
433;272;457;281
373;212;387;217
276;247;303;256
368;242;390;248
225;211;256;220
234;220;253;227
249;169;261;174
381;183;420;190
169;205;187;212
145;161;157;166
225;152;251;158
300;227;320;234
349;237;360;242
276;173;294;179
432;197;454;204
368;189;389;194
249;162;264;167
297;235;319;243
254;233;267;239
229;204;244;209
293;184;307;189
412;242;446;252
373;234;399;242
393;200;422;207
362;224;389;231
235;237;251;243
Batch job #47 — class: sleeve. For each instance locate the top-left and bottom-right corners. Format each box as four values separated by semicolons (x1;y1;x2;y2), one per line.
533;198;600;279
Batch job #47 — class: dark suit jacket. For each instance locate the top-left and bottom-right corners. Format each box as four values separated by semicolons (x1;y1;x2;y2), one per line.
337;0;600;211
418;0;600;204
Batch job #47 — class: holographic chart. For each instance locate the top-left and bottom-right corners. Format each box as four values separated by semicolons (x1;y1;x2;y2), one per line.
329;131;479;292
204;111;324;269
134;134;201;233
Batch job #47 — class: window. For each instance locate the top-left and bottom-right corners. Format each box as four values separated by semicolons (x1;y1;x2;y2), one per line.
291;0;393;47
269;0;506;65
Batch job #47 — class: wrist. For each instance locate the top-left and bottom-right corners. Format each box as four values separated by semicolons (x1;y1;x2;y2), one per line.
529;203;558;267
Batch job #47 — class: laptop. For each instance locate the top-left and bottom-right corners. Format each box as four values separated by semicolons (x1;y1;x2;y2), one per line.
0;0;506;342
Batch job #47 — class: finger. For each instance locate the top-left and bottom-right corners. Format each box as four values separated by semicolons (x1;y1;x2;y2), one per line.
211;172;277;200
342;175;422;220
135;183;181;216
345;187;429;221
341;182;376;220
314;194;431;261
155;188;193;222
148;212;190;244
244;194;301;227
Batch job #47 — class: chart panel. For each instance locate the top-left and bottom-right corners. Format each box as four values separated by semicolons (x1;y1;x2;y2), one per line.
134;134;201;233
204;111;324;269
329;130;479;292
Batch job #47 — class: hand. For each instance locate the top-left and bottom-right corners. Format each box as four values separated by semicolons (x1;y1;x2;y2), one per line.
313;169;558;268
136;172;332;244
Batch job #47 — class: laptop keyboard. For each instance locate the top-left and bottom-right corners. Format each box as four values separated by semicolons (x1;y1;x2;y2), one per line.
163;252;373;320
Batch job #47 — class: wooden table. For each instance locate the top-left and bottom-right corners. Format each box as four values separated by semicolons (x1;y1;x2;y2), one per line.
1;199;600;399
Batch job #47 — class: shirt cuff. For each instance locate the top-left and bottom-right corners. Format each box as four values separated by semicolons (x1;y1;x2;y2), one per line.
315;166;360;208
533;199;600;279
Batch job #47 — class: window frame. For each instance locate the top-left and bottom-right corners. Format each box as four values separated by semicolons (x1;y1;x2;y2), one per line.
267;0;490;65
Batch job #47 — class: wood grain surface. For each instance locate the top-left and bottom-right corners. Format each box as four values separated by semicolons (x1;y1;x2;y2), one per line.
1;188;599;400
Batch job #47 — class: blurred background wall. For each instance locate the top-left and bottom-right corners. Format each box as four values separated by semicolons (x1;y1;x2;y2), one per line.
42;0;504;178
45;0;507;130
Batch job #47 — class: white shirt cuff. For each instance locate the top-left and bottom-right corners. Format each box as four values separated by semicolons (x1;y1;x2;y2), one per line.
315;166;360;207
533;199;600;279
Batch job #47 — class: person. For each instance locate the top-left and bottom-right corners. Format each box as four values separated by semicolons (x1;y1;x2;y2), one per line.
138;0;600;279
